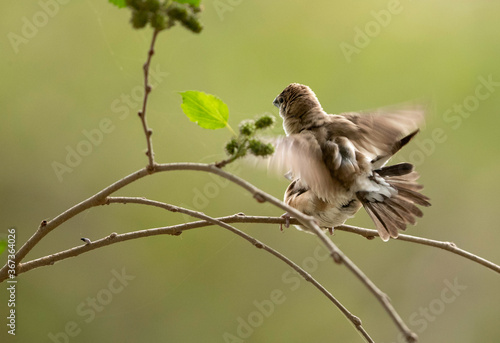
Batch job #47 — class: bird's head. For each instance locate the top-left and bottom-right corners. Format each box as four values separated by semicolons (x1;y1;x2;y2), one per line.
273;83;323;134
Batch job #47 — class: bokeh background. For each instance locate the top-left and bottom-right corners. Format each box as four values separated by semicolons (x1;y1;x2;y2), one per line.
1;0;500;342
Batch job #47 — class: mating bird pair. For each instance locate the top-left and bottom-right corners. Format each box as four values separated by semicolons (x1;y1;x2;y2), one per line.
270;83;430;241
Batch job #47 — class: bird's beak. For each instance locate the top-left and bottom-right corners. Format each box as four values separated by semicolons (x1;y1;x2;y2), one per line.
273;97;280;108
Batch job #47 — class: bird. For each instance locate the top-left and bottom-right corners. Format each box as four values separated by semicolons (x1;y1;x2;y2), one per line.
271;83;431;241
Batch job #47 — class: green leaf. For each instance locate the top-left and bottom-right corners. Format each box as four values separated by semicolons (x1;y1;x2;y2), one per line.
180;91;230;130
0;240;6;256
109;0;126;8
173;0;202;6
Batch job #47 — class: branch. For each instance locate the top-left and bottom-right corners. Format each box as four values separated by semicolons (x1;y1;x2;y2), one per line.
138;29;160;170
303;220;418;342
20;199;375;342
4;163;499;341
17;161;416;339
155;164;418;341
17;216;498;277
1;168;150;278
111;197;375;342
5;30;161;275
12;214;274;274
335;225;500;274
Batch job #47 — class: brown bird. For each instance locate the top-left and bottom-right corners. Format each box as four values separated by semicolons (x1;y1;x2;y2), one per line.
271;83;430;241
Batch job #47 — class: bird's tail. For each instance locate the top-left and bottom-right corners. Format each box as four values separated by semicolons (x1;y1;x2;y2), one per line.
356;163;431;241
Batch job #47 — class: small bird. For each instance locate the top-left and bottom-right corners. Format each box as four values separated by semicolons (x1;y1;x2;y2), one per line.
271;83;430;241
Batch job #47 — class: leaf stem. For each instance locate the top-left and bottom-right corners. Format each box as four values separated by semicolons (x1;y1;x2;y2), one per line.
226;123;237;136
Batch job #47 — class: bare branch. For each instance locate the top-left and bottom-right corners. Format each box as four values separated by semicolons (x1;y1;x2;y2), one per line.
12;215;500;277
330;238;417;342
154;164;418;341
335;224;500;274
18;198;375;342
109;197;374;342
302;219;417;342
1;168;150;279
138;29;160;170
4;163;499;341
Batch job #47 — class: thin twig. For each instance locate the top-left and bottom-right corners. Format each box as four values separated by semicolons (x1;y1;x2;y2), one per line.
138;29;160;170
214;155;238;168
16;216;498;278
335;224;500;274
5;30;161;273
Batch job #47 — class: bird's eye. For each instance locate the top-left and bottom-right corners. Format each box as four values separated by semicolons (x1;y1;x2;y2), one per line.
278;97;284;104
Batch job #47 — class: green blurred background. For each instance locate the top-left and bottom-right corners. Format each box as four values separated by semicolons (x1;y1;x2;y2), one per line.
1;0;500;342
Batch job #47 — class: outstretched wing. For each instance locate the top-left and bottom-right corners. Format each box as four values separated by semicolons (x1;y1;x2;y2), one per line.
335;103;425;163
270;132;364;204
270;132;336;202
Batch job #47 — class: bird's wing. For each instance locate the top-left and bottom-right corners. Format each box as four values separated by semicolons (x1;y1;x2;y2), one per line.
269;133;338;202
336;103;425;162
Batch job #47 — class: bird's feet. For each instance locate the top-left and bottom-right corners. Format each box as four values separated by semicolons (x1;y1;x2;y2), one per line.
328;227;334;235
280;213;292;231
